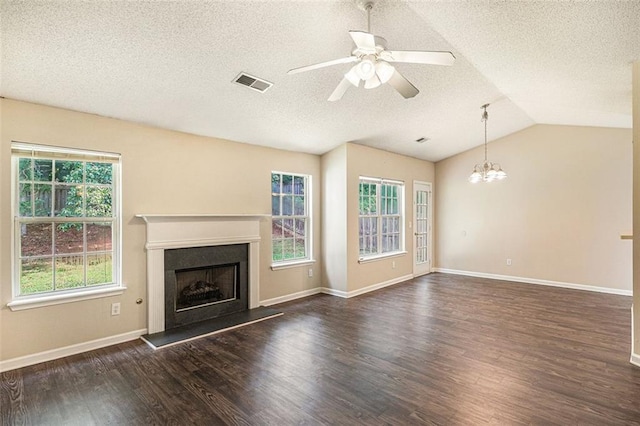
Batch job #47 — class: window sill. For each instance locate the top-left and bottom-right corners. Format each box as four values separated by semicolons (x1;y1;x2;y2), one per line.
271;259;316;271
7;285;127;311
358;251;408;264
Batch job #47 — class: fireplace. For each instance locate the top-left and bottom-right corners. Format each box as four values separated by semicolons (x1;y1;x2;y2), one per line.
136;214;266;334
175;264;237;311
164;244;248;329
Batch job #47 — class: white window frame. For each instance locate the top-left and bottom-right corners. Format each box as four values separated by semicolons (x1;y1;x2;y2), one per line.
270;171;314;270
8;142;124;311
358;176;406;262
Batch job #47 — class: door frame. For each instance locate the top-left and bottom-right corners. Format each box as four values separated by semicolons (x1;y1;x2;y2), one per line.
412;181;433;277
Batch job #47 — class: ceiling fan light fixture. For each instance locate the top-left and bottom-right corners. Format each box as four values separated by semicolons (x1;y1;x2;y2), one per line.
375;60;395;84
364;74;381;89
356;57;376;80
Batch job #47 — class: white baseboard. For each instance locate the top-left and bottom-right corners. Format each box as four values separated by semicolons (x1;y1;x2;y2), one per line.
631;353;640;368
432;268;632;296
260;288;322;306
321;274;414;299
0;328;147;373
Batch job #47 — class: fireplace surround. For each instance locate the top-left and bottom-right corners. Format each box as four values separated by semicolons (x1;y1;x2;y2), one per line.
136;214;267;334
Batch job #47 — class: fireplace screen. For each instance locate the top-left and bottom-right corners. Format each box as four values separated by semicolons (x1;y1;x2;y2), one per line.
175;263;238;312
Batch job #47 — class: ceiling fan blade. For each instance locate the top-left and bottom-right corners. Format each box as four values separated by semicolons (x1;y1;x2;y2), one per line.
349;30;376;51
288;56;358;75
383;50;456;66
387;70;419;99
328;77;353;102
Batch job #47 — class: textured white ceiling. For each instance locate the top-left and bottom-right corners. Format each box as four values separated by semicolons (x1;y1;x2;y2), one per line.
1;1;638;162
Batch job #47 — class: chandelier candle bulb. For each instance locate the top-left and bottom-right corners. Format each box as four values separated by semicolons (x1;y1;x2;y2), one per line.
469;103;507;183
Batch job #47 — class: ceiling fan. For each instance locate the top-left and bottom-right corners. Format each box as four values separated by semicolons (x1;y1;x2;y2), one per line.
287;1;456;101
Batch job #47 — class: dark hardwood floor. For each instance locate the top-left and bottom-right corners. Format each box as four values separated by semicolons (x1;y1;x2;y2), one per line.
3;273;640;425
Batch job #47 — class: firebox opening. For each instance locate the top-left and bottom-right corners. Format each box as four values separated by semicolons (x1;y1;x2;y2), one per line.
175;263;239;312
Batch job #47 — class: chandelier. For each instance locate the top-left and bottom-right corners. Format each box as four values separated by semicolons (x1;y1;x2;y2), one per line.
468;103;506;183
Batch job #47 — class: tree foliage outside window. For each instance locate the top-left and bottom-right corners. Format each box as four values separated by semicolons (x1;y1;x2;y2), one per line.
271;172;310;262
13;145;120;297
359;177;404;257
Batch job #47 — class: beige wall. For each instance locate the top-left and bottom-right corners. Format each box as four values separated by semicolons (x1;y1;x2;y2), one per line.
435;124;632;291
346;143;435;291
0;98;322;361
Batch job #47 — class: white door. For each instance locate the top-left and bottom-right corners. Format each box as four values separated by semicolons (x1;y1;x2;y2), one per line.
413;181;432;277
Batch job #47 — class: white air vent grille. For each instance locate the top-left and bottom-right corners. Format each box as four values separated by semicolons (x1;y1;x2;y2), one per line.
233;73;273;93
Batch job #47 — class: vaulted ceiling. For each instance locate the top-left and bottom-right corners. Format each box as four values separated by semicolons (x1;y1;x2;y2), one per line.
2;1;639;162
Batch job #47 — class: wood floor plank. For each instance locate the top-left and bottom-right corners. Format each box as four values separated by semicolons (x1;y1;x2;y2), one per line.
2;273;640;425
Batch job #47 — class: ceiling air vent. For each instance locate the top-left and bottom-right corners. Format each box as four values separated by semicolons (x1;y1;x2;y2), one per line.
233;73;273;93
415;137;430;143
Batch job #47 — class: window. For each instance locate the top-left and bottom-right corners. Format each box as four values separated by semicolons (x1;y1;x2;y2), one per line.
11;143;121;301
359;177;404;258
271;172;310;264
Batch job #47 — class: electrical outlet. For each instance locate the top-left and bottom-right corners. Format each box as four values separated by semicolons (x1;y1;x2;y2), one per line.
506;258;512;266
111;302;121;316
308;268;313;278
392;261;396;269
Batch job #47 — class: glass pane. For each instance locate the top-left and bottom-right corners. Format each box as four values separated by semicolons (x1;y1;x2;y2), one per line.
272;239;284;262
21;223;53;256
55;160;83;183
55;223;84;254
294;196;305;215
34;184;52;217
393;217;400;232
272;219;283;238
87;222;112;252
295;238;306;258
87;253;112;285
282;174;293;194
54;185;83;217
19;183;32;217
282;195;293;216
86;162;112;184
20;258;53;295
86;186;112;217
34;159;53;182
271;173;281;193
282;238;295;260
283;218;294;237
294;218;306;238
392;198;398;214
294;176;305;195
19;158;32;181
271;195;280;216
55;255;85;290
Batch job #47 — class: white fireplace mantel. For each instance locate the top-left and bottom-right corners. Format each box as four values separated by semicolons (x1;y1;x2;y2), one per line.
136;214;269;334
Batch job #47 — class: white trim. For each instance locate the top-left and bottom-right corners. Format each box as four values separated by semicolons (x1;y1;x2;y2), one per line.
321;274;413;299
631;306;640;367
7;285;127;311
270;259;316;271
146;236;260;250
0;328;146;373
358;251;408;264
260;287;322;306
432;268;632;296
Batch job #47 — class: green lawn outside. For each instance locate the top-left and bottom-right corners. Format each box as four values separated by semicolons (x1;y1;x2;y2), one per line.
20;256;113;295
